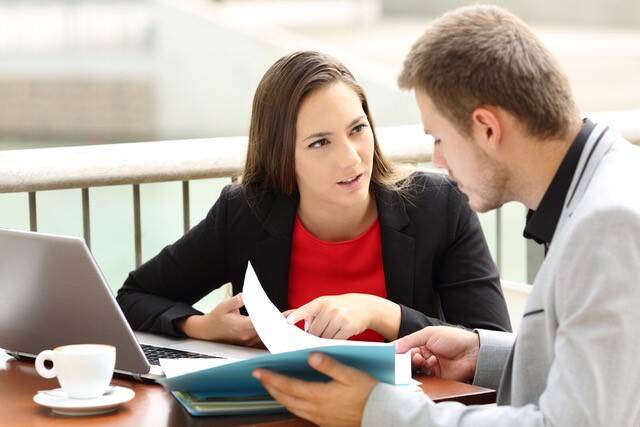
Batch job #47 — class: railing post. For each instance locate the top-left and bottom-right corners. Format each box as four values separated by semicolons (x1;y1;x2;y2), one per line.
82;188;91;249
182;181;190;233
527;240;544;284
133;184;142;268
496;206;502;274
28;192;37;232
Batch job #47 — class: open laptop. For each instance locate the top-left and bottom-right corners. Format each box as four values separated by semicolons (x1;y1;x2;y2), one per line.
0;228;266;380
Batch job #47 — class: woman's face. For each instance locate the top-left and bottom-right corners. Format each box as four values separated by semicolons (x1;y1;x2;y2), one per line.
294;82;375;210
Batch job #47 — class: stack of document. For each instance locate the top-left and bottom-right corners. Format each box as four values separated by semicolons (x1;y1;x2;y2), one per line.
171;391;284;416
158;263;414;416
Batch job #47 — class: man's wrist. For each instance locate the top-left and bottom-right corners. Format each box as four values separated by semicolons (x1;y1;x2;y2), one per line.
468;330;481;377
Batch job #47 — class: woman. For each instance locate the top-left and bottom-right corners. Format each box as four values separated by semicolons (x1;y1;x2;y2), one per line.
116;51;511;346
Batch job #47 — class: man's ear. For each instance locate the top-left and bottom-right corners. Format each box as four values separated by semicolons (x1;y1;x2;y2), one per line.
471;107;502;153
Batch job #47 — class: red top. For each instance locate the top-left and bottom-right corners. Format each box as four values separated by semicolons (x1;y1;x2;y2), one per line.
287;216;387;342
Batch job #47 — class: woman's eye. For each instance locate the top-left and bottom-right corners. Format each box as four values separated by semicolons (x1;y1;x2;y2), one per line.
433;138;442;145
351;123;368;134
308;138;329;149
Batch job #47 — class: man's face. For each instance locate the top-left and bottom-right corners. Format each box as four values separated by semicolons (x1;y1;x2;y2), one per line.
414;88;508;213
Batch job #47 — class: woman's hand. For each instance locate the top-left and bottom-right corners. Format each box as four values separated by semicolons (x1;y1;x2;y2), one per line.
179;293;262;347
285;293;401;341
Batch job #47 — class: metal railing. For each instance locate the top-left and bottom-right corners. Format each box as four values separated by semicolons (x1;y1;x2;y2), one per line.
0;125;431;267
1;110;639;273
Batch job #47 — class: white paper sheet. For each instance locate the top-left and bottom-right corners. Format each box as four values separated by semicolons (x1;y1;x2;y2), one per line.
160;263;414;385
394;352;413;385
159;358;240;378
242;262;389;354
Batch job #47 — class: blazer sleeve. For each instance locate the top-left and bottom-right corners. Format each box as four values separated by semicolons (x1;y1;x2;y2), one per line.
437;189;511;331
364;207;640;427
363;382;546;427
116;185;233;337
472;329;515;390
399;186;512;335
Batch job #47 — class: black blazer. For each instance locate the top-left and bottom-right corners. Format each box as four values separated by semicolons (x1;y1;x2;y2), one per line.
117;172;511;338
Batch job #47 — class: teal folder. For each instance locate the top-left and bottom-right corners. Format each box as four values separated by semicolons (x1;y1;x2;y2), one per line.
158;344;395;398
171;391;287;416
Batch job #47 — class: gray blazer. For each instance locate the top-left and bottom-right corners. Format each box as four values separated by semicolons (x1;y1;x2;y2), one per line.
363;122;640;426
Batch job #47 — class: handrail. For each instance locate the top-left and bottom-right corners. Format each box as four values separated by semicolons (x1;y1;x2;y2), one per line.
0;125;431;193
2;110;638;194
1;110;638;272
589;109;640;143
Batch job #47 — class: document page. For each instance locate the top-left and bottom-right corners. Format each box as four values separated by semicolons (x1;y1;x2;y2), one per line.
242;262;389;354
160;263;412;386
160;358;240;378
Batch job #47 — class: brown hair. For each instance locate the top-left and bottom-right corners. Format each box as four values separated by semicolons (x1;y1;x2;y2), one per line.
398;5;579;140
242;51;403;196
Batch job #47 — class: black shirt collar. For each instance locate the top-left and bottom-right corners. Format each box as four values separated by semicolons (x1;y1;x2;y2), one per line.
523;119;596;249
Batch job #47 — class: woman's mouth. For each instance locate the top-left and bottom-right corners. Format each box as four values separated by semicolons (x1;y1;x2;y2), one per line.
337;173;364;190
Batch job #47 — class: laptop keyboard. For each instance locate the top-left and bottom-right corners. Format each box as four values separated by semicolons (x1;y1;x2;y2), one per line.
141;344;221;365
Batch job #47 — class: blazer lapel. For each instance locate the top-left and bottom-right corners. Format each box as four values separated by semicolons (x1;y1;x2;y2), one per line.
557;124;618;232
251;191;297;312
375;185;415;307
249;186;418;310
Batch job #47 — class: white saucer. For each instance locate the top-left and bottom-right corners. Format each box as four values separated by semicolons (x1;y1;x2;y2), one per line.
33;385;135;416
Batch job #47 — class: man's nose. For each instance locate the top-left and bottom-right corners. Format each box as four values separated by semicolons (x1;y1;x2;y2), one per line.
432;142;447;169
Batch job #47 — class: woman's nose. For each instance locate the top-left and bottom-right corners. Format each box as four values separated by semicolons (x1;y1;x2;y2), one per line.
337;139;361;169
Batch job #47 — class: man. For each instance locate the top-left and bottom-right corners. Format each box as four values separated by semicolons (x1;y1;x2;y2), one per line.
252;5;640;426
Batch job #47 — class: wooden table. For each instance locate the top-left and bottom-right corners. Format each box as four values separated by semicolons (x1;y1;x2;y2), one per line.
0;352;495;427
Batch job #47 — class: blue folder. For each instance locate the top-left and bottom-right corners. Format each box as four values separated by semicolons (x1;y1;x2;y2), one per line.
158;344;395;398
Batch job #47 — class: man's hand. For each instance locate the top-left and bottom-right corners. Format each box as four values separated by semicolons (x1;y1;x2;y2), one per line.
179;293;261;347
394;326;480;382
286;293;400;341
253;353;378;427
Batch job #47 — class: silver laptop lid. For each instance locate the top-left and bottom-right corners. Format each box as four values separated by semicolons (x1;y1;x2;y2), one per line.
0;228;151;374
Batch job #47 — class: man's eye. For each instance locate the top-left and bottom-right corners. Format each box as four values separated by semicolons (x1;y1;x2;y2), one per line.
308;139;329;149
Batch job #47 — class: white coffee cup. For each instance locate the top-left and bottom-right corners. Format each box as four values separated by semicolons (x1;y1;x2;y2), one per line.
35;344;116;399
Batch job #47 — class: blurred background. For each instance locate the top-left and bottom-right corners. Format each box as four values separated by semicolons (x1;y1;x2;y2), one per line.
1;0;639;311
